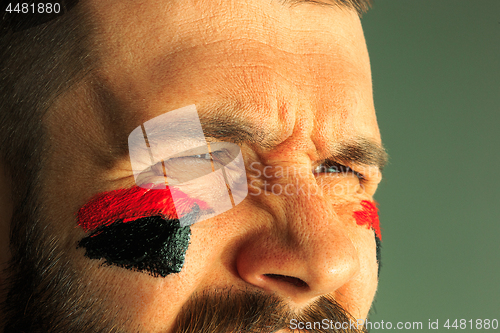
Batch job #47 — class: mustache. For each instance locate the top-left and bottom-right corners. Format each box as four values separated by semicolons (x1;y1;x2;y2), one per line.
77;185;210;232
174;289;368;333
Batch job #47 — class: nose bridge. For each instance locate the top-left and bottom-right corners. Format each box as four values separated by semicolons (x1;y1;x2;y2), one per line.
256;159;357;254
282;183;359;283
237;166;360;303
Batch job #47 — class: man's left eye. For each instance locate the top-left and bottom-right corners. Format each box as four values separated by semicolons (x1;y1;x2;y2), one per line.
150;149;232;175
191;153;212;160
313;160;364;179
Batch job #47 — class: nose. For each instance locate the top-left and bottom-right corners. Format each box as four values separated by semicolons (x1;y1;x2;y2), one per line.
235;190;360;305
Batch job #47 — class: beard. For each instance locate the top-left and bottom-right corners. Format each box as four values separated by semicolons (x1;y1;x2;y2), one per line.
0;180;127;332
0;185;367;333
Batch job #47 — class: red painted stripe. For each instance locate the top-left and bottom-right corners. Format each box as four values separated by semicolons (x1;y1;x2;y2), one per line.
353;200;382;240
77;185;209;232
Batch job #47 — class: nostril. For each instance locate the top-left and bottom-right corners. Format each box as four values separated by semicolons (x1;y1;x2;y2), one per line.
264;274;308;289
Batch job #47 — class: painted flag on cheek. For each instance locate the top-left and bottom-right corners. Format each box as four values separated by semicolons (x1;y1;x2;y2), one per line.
353;200;382;240
76;105;249;277
76;186;208;277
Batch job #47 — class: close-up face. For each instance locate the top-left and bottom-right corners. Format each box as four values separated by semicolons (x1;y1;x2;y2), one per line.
0;0;387;332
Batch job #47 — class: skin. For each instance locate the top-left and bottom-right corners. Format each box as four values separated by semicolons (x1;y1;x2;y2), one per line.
0;0;383;331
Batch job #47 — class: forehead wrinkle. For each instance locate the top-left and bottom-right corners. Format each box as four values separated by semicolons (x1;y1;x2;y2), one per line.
145;40;343;101
92;0;362;87
85;2;371;167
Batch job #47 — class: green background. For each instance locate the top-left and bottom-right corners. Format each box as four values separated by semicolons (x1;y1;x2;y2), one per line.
361;0;500;331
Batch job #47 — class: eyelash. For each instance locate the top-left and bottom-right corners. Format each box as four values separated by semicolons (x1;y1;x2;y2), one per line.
147;154;365;183
149;150;231;176
313;160;365;180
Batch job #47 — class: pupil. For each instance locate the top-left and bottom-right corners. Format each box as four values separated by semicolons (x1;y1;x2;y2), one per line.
314;164;340;173
327;166;339;172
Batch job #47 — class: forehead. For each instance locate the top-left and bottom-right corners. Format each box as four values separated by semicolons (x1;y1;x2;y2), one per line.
85;0;376;131
49;0;379;174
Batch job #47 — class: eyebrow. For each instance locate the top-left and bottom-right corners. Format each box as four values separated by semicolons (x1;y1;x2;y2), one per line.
106;108;387;173
278;0;372;16
198;115;282;150
198;115;388;172
331;137;388;172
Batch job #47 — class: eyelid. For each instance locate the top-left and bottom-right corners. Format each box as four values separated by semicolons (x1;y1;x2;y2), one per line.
160;142;237;159
139;142;242;184
313;159;365;179
166;145;211;159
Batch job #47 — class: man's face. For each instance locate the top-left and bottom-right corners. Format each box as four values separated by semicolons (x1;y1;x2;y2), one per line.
14;0;383;331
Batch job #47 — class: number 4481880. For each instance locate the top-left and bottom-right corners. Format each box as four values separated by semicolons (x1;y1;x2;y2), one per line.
5;3;61;14
444;319;498;330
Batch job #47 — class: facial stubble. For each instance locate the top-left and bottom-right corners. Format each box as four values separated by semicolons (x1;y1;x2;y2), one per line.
1;188;371;333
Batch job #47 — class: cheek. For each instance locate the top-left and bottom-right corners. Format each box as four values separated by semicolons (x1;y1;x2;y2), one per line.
78;215;192;277
353;200;381;240
347;232;379;319
345;201;380;318
77;262;196;333
77;186;209;232
75;186;211;277
333;202;379;320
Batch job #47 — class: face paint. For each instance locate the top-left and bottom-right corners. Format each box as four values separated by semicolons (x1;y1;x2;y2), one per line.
78;216;192;277
77;185;210;277
77;185;210;232
375;234;382;276
353;200;382;240
353;200;382;276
